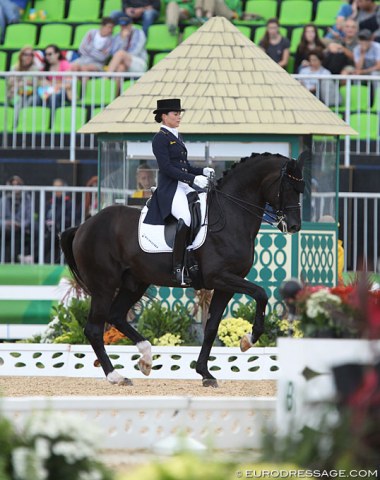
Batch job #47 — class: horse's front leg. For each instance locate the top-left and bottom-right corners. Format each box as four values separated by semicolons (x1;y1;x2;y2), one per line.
209;273;268;352
196;290;233;388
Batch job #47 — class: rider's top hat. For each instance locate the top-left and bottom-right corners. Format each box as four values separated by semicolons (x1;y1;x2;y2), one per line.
153;98;185;114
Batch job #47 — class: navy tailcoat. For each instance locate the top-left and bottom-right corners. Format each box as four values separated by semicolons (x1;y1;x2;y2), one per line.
144;128;203;225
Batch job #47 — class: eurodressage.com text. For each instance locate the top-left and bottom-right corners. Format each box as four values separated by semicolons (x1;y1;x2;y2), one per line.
235;470;378;478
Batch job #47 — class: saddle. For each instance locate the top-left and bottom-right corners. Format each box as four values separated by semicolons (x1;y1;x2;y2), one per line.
138;192;208;288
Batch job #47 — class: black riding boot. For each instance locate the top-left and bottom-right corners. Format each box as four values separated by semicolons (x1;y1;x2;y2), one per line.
172;218;190;286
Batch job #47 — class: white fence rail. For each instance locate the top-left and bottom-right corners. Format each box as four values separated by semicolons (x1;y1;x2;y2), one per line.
0;72;379;163
0;344;279;380
1;395;276;451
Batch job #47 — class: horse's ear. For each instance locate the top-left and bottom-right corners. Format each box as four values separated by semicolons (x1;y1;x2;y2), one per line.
297;150;310;171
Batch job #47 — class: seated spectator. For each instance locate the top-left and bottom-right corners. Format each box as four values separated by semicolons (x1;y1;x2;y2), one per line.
108;16;147;76
324;16;346;42
110;0;160;37
131;164;155;198
0;0;20;43
44;178;74;263
165;0;194;35
84;175;98;219
294;24;326;73
259;18;290;69
324;19;359;74
70;18;115;72
299;48;332;95
336;0;357;21
355;0;378;32
351;28;380;75
7;46;42;116
195;0;241;22
0;175;32;263
37;45;72;108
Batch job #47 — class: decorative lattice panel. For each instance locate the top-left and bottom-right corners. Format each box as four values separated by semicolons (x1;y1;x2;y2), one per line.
298;226;337;285
0;345;279;380
2;396;276;450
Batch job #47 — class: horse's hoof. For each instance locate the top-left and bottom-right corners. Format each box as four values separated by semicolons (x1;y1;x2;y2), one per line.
119;378;133;386
202;378;219;388
138;357;152;376
240;333;253;352
107;370;133;386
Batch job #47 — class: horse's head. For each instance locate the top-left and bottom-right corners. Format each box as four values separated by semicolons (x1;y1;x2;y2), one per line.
270;151;306;234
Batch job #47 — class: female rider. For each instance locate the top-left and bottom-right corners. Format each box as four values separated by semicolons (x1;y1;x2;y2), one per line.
144;98;214;285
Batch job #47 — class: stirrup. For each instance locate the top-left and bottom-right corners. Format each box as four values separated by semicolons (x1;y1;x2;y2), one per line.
174;266;191;286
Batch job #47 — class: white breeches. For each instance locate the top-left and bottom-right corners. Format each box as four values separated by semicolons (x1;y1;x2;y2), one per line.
171;181;194;226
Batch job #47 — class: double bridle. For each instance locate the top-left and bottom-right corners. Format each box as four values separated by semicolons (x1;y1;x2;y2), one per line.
204;161;304;233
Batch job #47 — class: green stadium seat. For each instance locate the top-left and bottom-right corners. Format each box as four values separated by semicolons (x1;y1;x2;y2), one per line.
290;26;324;54
371;88;380;112
339;84;371;112
182;25;199;41
314;0;343;27
0;106;14;132
16;106;51;133
236;25;252;39
146;24;178;52
23;0;65;23
286;55;295;73
153;52;170;65
279;1;312;26
52;106;87;133
72;23;100;49
37;24;73;49
238;0;277;25
349;113;379;140
103;0;121;16
3;23;38;48
0;50;7;70
254;25;288;45
81;78;118;106
0;78;7;104
29;0;66;22
66;0;101;22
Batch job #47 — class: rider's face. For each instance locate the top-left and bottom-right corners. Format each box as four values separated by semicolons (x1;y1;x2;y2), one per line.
162;111;181;128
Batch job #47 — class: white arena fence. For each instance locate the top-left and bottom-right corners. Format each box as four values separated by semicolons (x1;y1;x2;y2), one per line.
0;185;378;273
0;71;378;164
0;344;279;380
1;395;276;451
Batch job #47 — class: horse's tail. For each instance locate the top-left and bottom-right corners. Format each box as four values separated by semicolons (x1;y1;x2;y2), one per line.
60;227;90;296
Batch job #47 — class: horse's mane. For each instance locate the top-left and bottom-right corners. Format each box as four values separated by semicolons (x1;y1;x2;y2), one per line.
216;152;289;188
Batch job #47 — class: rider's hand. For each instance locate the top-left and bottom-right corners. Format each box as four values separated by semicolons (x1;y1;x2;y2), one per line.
193;175;209;189
203;167;215;178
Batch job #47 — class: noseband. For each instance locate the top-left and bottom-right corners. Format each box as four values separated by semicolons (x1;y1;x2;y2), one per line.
205;160;304;232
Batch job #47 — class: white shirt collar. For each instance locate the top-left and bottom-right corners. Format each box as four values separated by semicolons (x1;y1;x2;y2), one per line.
162;125;178;138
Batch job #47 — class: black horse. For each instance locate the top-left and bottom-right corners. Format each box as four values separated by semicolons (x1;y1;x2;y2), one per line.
61;152;305;387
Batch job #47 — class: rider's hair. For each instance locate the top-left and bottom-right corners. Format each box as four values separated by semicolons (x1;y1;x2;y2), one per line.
154;111;170;123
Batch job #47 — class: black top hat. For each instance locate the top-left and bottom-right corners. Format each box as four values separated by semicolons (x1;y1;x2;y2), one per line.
153;98;185;114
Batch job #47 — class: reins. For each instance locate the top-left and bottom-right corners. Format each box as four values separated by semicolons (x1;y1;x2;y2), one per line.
204;160;303;233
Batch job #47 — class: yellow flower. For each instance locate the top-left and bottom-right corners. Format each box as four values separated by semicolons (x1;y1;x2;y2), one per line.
218;317;252;347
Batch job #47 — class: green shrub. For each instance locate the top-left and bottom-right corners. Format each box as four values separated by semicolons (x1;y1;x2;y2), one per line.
137;301;193;344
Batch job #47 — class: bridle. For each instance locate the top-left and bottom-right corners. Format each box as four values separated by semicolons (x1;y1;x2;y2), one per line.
204;160;304;233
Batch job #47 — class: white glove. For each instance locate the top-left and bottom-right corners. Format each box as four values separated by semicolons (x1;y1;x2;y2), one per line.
203;167;215;178
193;175;209;189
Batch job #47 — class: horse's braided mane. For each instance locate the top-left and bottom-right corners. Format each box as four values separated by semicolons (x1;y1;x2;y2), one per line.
216;152;288;188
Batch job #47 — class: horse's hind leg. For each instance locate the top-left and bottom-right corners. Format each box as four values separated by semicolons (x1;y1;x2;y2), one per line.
196;289;233;387
108;284;153;376
85;294;133;386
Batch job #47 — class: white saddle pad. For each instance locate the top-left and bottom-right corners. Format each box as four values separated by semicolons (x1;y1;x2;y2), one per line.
138;192;208;253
